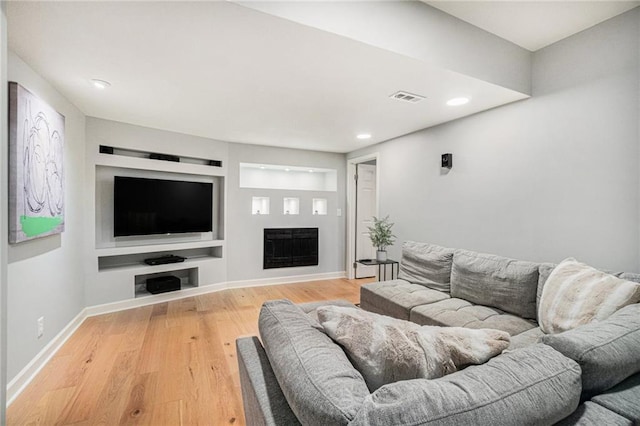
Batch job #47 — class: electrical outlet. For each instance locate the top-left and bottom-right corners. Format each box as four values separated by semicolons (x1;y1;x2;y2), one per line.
337;208;342;216
37;316;44;339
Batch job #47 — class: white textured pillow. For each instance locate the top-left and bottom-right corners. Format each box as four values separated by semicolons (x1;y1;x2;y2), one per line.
317;306;510;392
539;258;640;334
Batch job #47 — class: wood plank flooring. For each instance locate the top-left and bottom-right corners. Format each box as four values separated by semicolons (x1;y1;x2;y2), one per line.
7;278;371;425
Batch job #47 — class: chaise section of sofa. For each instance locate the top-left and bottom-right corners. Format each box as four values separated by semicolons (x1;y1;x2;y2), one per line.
360;280;450;320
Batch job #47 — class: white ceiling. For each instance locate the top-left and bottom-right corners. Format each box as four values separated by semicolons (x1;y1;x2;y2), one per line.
7;1;637;153
426;1;639;51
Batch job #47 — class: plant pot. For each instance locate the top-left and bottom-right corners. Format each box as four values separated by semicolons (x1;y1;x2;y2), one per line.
376;250;387;262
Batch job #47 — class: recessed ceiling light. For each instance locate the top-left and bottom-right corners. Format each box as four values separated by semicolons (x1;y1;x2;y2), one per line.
446;97;470;106
308;169;314;173
357;133;372;140
260;166;265;169
91;79;111;90
285;168;290;172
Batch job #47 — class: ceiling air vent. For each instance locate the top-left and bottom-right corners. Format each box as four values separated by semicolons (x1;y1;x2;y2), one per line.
389;91;426;103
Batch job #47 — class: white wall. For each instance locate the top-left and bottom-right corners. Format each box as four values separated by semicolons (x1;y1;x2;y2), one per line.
348;9;640;272
6;52;87;381
227;143;346;281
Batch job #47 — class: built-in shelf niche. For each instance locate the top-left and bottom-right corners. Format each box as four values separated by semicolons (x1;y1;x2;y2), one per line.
98;246;223;271
252;196;270;215
283;198;299;215
240;163;337;192
95;165;225;248
134;267;198;298
312;198;327;215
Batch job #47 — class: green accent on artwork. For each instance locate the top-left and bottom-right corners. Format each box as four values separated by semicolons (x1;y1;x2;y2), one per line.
20;215;63;237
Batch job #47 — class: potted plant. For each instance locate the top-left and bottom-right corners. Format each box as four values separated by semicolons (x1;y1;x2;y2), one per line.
368;215;396;261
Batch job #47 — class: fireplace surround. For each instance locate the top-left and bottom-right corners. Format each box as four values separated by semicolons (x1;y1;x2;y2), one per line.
263;228;318;269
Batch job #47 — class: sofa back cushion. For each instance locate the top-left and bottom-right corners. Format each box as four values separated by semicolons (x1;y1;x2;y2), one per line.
537;262;557;312
541;303;640;398
538;258;640;334
349;344;581;426
450;250;539;319
398;241;454;293
258;300;369;425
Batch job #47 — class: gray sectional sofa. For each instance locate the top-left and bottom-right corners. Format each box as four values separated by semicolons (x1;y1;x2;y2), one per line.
236;242;640;425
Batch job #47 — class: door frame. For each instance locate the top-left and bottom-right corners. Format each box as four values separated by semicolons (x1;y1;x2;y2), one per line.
346;152;380;279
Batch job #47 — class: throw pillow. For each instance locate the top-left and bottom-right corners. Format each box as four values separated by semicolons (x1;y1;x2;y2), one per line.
538;258;640;334
317;306;510;392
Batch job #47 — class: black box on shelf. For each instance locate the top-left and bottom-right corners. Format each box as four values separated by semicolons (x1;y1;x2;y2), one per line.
146;275;181;294
99;145;114;154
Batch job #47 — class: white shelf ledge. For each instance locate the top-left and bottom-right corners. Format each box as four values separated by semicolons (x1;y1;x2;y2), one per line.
96;239;224;257
99;255;223;273
96;153;225;177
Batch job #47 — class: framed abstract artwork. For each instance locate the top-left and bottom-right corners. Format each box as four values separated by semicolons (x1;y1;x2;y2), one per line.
8;82;65;243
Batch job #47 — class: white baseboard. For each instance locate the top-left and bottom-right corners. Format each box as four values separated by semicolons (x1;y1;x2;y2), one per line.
6;271;346;405
85;271;346;317
224;271;346;289
6;308;88;406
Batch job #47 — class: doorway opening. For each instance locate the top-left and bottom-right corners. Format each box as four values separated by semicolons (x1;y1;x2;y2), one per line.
347;153;379;279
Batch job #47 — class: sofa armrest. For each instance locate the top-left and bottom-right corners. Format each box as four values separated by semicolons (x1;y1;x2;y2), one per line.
236;337;301;426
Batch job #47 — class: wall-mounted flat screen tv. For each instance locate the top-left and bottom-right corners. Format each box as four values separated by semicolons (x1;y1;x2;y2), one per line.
114;176;213;237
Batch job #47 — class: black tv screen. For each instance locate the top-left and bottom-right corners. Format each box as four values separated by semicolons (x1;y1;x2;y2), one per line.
114;176;213;237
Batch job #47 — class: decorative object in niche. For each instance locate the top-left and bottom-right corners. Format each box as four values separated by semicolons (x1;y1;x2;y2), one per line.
8;82;65;243
312;198;327;215
252;197;270;215
368;215;396;262
283;198;299;215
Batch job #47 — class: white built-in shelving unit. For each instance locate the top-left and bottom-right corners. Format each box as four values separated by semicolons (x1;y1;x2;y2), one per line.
92;148;227;302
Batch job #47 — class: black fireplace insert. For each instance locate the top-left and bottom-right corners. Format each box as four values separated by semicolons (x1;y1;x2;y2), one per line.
264;228;318;269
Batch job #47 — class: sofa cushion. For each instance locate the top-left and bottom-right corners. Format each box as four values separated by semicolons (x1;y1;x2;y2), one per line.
360;280;450;321
349;344;581;426
397;241;454;293
591;373;640;422
450;249;539;319
317;306;509;392
615;271;640;284
540;303;640;398
538;258;640;334
556;401;633;426
508;327;544;350
298;299;357;327
258;300;369;425
537;262;557;312
410;298;537;336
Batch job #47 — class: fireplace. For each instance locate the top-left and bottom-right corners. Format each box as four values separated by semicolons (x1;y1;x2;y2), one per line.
263;228;318;269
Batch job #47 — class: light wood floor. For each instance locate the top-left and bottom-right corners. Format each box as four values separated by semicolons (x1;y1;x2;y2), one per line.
7;278;372;426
